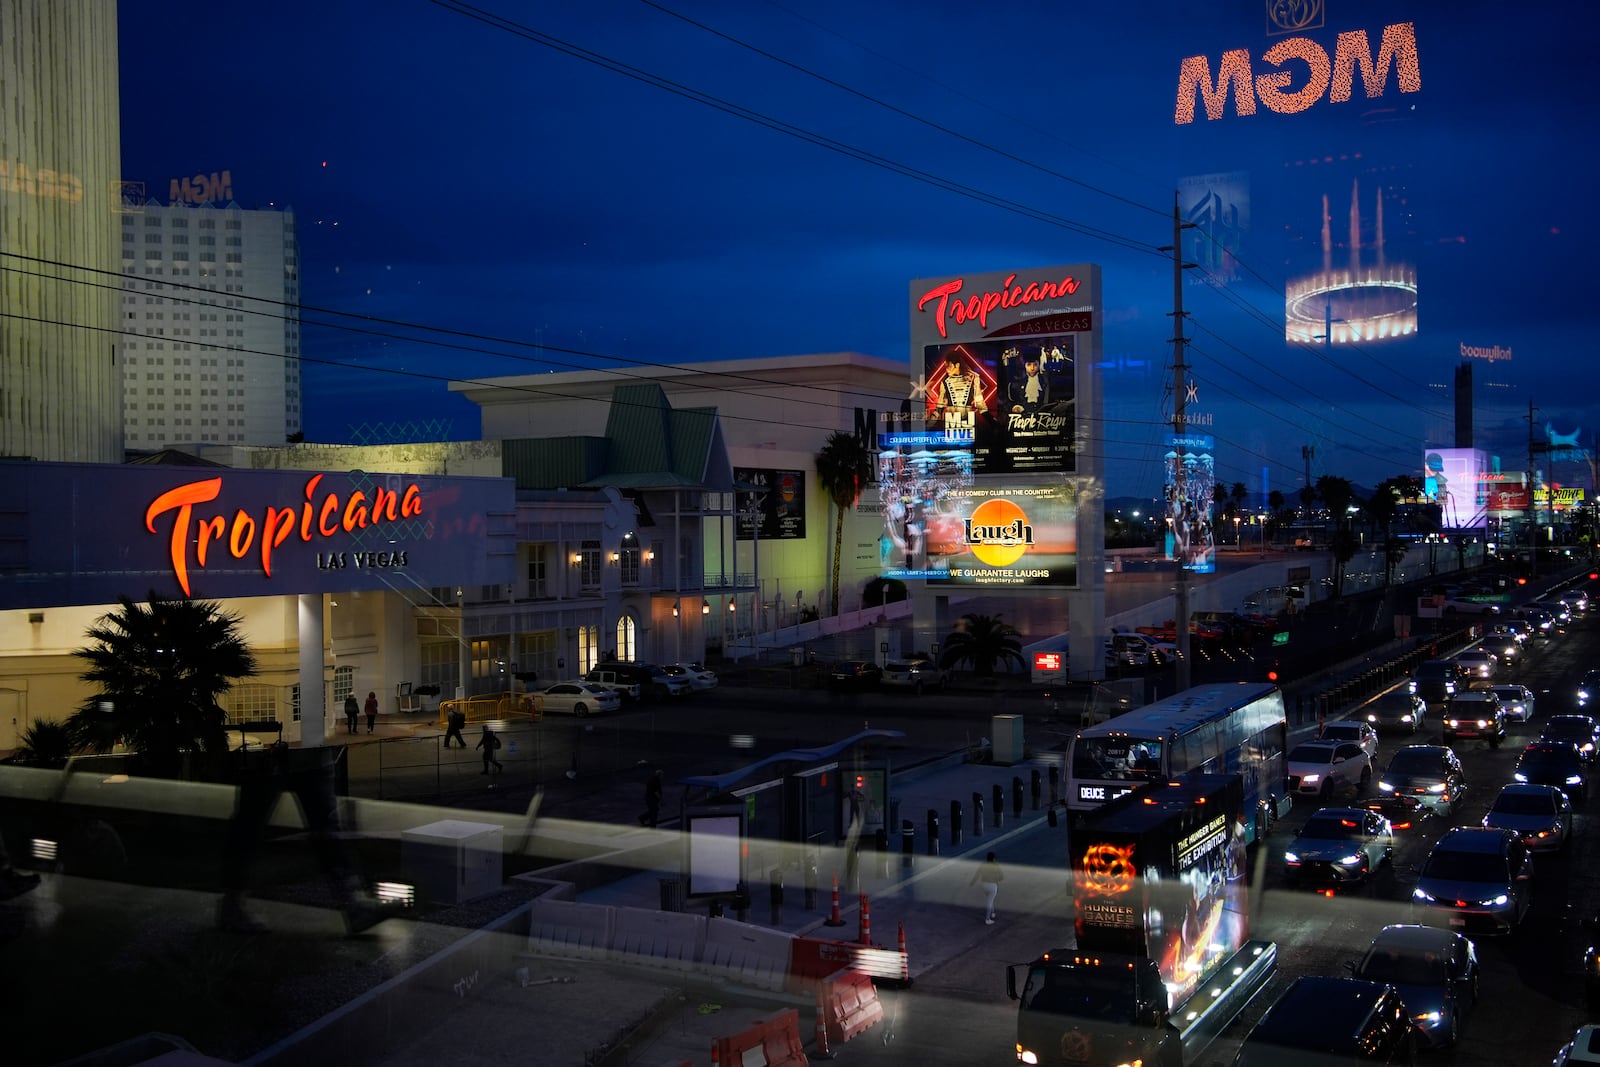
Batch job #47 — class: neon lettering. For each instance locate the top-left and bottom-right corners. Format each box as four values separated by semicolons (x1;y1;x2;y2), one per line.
1175;22;1421;123
143;475;427;594
916;273;1083;338
963;518;1034;547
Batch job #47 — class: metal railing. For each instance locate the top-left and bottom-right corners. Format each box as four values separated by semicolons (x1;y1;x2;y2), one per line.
436;691;542;726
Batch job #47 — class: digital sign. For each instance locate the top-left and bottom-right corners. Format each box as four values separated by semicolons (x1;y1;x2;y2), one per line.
733;467;806;541
1165;433;1216;574
881;476;1077;587
1423;448;1488;530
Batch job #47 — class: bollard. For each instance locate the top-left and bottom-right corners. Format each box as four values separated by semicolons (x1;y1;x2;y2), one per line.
769;867;783;926
875;827;889;879
734;881;750;923
972;792;985;836
950;799;964;848
993;784;1005;829
1012;776;1024;818
1031;769;1042;810
926;809;940;856
900;818;915;856
804;859;818;911
824;871;846;927
1048;764;1060;804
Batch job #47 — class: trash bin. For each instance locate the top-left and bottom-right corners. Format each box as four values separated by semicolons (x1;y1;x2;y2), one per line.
658;876;684;912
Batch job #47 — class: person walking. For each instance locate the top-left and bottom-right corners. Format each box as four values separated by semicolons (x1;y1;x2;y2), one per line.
443;707;467;749
476;724;503;774
640;769;664;827
971;850;1003;925
343;694;360;735
363;691;379;735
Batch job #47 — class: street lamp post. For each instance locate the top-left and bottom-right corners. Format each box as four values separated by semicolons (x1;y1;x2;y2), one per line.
1258;513;1267;557
1233;516;1241;550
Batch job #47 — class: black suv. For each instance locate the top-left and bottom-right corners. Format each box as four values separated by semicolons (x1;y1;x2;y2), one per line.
1541;715;1600;764
1515;741;1590;804
1234;976;1416;1065
1370;744;1466;820
1411;659;1465;705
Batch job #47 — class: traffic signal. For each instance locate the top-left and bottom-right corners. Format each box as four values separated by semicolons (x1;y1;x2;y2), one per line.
1266;661;1281;683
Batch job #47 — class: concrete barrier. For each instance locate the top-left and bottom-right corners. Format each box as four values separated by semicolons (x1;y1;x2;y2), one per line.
710;1008;809;1067
701;917;795;992
609;907;705;972
818;967;884;1045
526;898;614;961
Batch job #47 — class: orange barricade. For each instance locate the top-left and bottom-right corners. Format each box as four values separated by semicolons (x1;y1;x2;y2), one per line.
790;935;911;989
819;967;884;1046
710;1008;809;1067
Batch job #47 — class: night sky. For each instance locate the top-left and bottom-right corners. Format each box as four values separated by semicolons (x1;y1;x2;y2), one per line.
117;0;1594;502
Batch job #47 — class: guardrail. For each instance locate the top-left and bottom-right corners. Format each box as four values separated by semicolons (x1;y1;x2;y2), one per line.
436;691;541;726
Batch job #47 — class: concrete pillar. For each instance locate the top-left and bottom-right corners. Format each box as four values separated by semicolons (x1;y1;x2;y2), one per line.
298;593;327;745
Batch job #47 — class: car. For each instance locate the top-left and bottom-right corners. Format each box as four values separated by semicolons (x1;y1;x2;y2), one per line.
586;662;691;701
1490;683;1536;723
1453;649;1499;682
1371;744;1466;820
828;660;883;690
1577;670;1600;709
1365;691;1426;735
535;681;621;716
1320;720;1379;762
1284;807;1394;886
1514;741;1589;803
1410;659;1465;705
1553;1024;1600;1067
1233;976;1417;1066
581;667;642;702
664;662;718;691
1412;826;1533;936
1515;606;1557;637
1482;623;1527;662
1482;783;1572;852
1286;739;1372;799
1540;714;1600;763
1107;631;1179;668
1565;588;1591;614
1348;924;1478;1048
1442;690;1506;746
1531;598;1572;625
880;658;947;693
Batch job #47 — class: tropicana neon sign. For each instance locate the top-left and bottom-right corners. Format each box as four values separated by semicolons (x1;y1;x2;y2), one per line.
145;473;423;596
1174;22;1421;124
916;273;1083;338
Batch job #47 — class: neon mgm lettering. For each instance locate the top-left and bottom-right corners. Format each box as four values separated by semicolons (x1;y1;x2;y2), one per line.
170;170;234;205
0;161;84;203
916;273;1082;338
145;473;423;596
963;517;1034;548
1174;22;1421;124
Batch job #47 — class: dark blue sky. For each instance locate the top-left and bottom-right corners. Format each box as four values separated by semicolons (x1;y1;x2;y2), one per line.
118;0;1594;501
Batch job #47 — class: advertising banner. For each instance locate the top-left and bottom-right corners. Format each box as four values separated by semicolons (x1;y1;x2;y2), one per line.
0;462;517;609
1423;448;1488;530
910;266;1095;476
734;467;806;541
878;473;1077;587
1164;433;1216;574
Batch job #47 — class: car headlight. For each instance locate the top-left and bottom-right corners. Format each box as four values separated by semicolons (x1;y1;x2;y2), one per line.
1415;1011;1442;1025
1568;775;1585;785
1585;743;1596;753
1339;854;1363;866
1446;719;1459;728
1409;682;1419;693
1301;774;1320;784
1414;887;1435;902
1515;773;1528;782
1379;781;1395;792
1367;714;1379;723
1284;851;1299;864
1477;720;1490;728
1018;1047;1039;1065
1428;783;1447;792
1492;894;1510;906
1401;714;1414;723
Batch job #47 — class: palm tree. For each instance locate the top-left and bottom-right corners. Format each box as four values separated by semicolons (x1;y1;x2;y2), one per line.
938;613;1024;678
11;720;75;769
67;593;257;778
1317;475;1358;599
815;431;875;616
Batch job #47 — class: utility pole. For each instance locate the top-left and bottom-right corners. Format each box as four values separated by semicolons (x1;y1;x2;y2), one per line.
1527;400;1543;578
1301;445;1315;498
1162;194;1197;691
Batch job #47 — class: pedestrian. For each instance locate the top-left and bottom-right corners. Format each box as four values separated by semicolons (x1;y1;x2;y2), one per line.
476;724;503;774
343;694;359;735
363;691;379;734
443;707;467;749
640;769;664;827
970;850;1003;925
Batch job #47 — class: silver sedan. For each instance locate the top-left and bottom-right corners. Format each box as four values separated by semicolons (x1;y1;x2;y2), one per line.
1284;806;1395;886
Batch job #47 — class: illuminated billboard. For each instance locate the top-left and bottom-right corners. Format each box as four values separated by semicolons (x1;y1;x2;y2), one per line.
1422;448;1488;530
910;266;1095;476
1165;433;1216;574
1181;171;1249;287
733;467;806;541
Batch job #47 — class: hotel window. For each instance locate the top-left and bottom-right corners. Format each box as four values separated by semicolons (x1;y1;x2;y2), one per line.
526;545;548;599
579;540;602;588
619;533;641;585
226;684;278;725
332;665;355;707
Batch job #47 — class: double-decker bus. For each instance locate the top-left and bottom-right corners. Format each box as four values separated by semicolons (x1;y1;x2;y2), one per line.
1066;682;1290;842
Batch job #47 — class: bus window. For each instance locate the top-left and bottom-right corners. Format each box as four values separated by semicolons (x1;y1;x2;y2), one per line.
1072;736;1163;781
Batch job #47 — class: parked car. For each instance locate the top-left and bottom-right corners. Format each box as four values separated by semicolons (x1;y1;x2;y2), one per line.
664;662;718;691
1371;744;1466;820
535;681;621;717
1412;826;1533;935
1514;741;1589;804
586;662;690;701
1453;649;1499;683
1365;691;1426;735
1482;783;1572;852
1107;630;1179;668
880;658;947;693
581;667;641;702
1442;690;1506;747
1348;924;1478;1049
828;660;883;690
1284;807;1394;887
1411;659;1465;705
1234;976;1416;1066
1540;714;1600;763
1552;1024;1600;1067
1490;683;1536;723
1320;720;1379;762
1287;739;1372;799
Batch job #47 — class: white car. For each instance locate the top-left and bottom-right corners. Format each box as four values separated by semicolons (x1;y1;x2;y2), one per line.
881;658;947;693
1453;649;1499;682
1286;739;1373;798
1319;720;1380;762
536;681;621;716
1490;684;1536;723
665;662;718;691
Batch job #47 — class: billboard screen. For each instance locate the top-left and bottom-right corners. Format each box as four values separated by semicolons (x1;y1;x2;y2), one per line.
910;266;1096;476
1165;433;1216;573
878;469;1076;587
733;467;806;541
1423;448;1488;530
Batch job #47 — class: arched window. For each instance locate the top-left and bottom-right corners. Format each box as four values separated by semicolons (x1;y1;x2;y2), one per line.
615;614;636;662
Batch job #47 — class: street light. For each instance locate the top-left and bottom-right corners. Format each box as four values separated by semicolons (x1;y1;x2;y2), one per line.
1258;513;1267;557
1233;515;1241;549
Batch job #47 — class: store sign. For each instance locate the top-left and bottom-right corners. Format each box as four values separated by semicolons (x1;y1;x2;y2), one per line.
1175;22;1421;124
